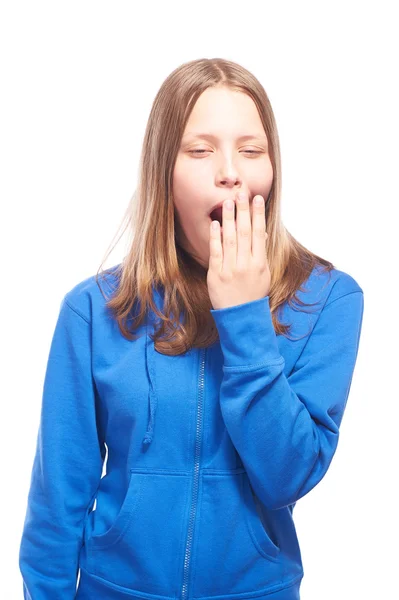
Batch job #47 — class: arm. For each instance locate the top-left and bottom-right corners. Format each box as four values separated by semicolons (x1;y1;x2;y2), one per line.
19;296;105;599
210;289;364;511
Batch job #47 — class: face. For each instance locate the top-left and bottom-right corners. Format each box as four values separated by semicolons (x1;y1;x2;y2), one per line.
172;86;273;268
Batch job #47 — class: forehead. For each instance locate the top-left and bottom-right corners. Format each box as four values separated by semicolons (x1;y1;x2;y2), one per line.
182;88;267;142
182;132;268;142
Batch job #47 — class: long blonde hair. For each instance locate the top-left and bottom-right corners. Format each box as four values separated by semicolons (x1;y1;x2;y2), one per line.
95;58;334;355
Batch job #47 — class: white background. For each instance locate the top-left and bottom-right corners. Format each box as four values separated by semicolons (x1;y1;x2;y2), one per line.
2;1;398;598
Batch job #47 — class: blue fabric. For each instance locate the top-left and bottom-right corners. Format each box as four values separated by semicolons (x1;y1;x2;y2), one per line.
19;263;364;599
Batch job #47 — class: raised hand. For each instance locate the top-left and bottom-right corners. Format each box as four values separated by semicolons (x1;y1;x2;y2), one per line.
207;191;271;310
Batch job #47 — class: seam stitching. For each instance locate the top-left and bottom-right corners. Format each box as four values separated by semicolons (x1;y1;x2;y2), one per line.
64;297;90;324
223;357;285;373
324;289;363;309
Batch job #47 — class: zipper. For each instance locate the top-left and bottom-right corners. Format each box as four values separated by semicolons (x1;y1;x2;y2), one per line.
180;347;206;600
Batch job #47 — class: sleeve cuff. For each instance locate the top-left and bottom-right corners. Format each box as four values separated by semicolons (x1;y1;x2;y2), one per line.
210;296;283;368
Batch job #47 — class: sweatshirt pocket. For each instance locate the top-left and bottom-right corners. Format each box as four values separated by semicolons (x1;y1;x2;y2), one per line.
86;468;144;551
191;469;281;597
85;468;191;597
241;470;281;560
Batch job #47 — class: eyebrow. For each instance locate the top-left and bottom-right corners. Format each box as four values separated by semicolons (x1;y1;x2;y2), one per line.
182;132;268;142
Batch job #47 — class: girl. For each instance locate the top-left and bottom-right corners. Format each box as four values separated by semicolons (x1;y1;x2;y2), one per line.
19;58;364;600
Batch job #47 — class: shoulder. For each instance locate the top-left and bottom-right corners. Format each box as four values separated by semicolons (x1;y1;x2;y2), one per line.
299;264;363;310
281;265;364;348
62;263;122;322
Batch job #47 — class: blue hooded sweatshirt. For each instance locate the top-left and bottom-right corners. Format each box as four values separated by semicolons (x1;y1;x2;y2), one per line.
19;263;364;600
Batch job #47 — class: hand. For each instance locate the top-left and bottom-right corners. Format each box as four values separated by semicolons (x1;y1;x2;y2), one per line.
207;191;271;310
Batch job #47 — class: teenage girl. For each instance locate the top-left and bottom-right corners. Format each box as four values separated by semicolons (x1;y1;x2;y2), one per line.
19;57;364;600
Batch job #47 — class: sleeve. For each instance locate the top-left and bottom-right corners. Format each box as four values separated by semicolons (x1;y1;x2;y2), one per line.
210;289;364;511
18;296;106;599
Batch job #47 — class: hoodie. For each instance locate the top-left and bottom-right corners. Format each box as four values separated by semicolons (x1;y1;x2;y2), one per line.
19;263;364;600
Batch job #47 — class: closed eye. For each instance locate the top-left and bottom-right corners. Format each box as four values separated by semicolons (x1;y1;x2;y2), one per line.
188;150;262;155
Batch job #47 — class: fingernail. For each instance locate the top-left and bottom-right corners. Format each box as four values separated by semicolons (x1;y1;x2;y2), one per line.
225;199;234;210
238;192;246;202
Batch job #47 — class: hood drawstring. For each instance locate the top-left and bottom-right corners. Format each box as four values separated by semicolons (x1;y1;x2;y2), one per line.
142;306;159;446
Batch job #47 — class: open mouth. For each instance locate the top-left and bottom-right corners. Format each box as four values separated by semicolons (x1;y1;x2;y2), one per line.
209;204;237;228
